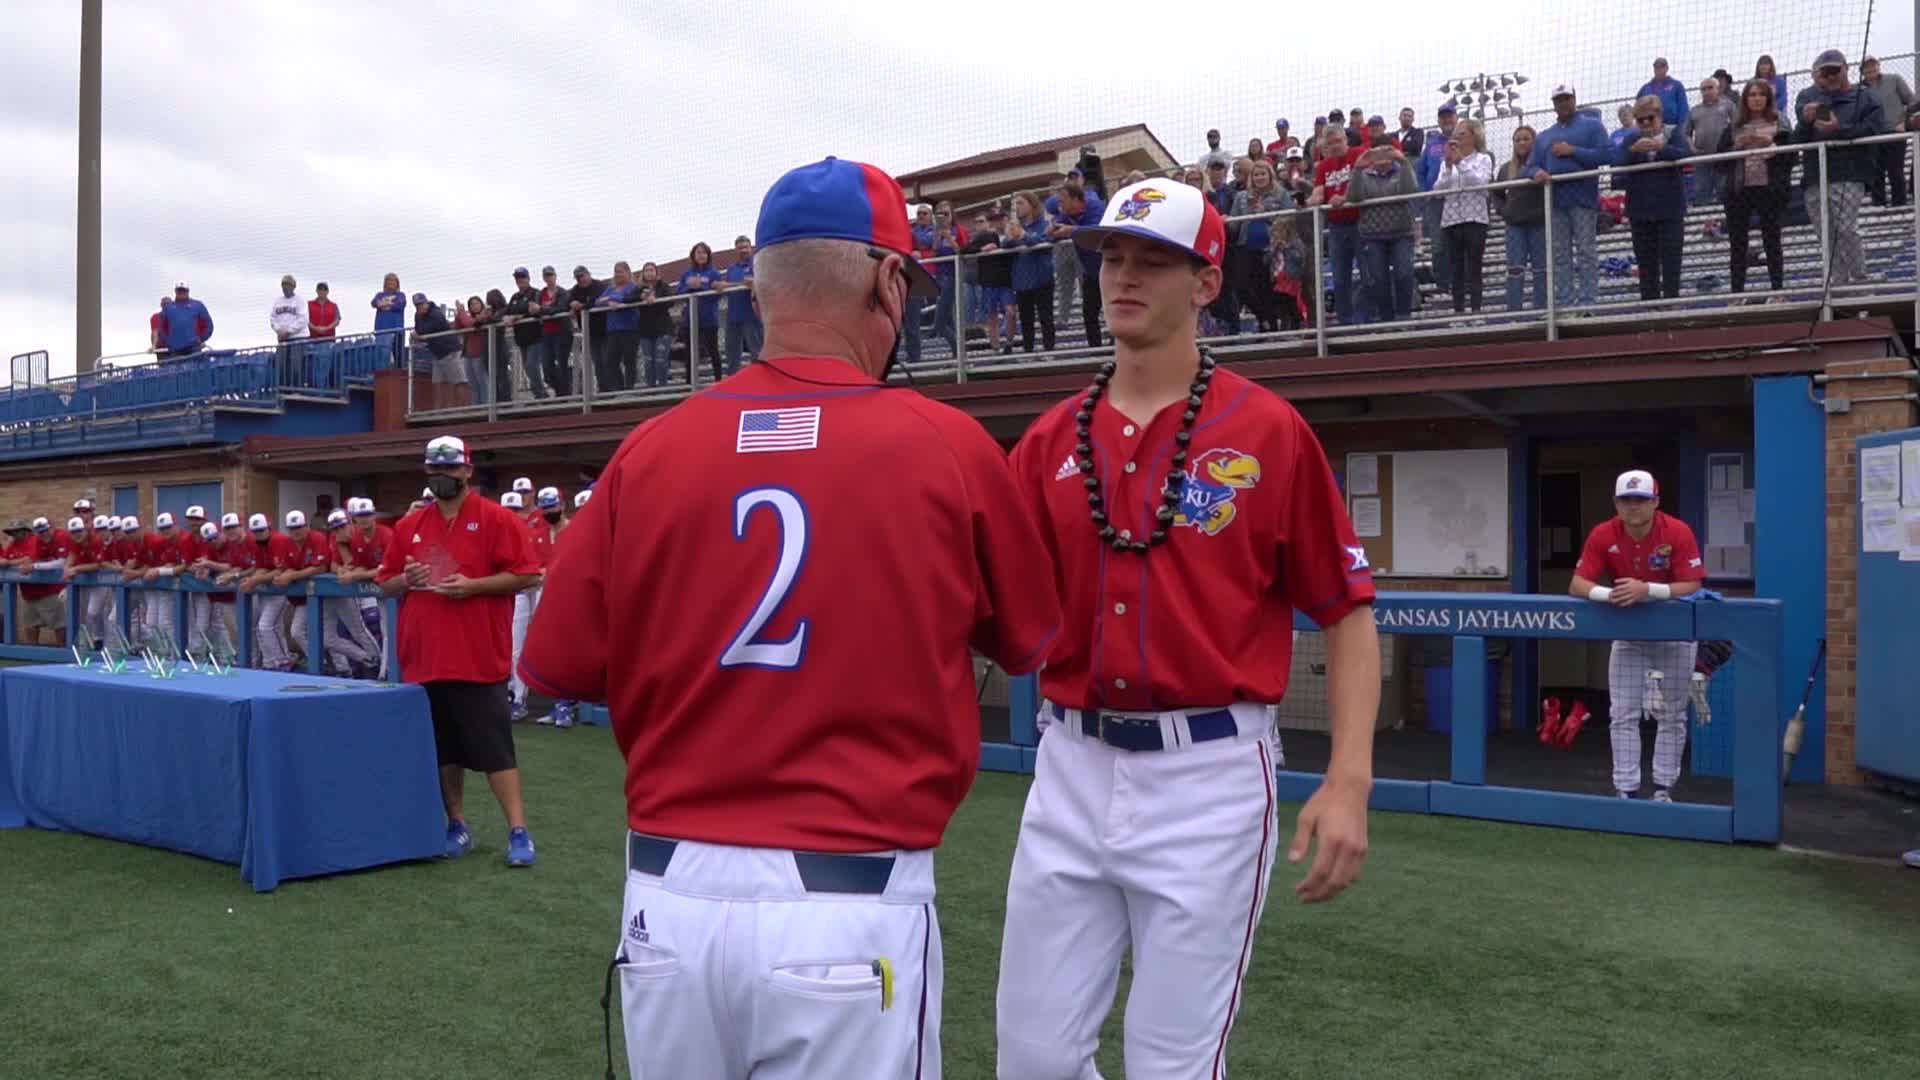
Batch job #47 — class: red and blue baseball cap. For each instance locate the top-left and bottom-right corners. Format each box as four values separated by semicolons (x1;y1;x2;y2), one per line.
754;157;939;297
1073;179;1227;269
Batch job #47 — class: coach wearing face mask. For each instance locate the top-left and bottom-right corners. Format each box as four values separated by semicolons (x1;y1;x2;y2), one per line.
378;434;544;868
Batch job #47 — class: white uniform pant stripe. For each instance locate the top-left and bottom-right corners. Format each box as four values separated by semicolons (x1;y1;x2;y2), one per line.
1607;639;1698;792
254;594;290;669
510;587;540;704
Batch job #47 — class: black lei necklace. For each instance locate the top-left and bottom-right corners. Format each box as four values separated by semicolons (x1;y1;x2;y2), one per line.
1074;347;1217;554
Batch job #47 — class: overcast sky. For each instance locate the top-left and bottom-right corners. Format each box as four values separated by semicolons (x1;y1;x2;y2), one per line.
1;0;1909;379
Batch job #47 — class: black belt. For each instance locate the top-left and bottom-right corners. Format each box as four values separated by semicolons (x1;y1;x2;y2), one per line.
625;833;896;895
1050;703;1240;752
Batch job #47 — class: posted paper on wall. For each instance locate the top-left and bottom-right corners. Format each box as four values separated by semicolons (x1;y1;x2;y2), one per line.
1350;496;1382;538
1863;501;1900;553
1903;507;1920;562
1347;454;1379;497
1904;440;1920;506
1861;444;1901;502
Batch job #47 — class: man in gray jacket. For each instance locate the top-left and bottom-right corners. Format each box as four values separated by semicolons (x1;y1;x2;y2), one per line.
1344;144;1419;321
1682;78;1737;216
1860;55;1915;206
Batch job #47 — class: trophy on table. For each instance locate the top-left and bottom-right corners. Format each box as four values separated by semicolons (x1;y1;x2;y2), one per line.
69;626;98;668
143;624;181;680
100;621;132;675
206;632;237;677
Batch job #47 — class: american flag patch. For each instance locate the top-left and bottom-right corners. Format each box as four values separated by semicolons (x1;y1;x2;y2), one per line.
735;406;821;453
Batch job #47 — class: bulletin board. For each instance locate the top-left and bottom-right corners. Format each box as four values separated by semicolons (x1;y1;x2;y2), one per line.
1703;451;1755;580
1855;428;1920;783
1345;449;1510;578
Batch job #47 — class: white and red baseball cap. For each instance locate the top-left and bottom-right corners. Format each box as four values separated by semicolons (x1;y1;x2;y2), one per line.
155;512;176;530
573;490;592;509
285;510;308;529
72;497;94;512
511;476;534;494
425;435;469;466
120;516;140;533
200;522;220;541
536;486;563;510
67;515;85;533
248;513;270;532
501;491;525;510
325;509;350;529
221;512;242;528
1073;179;1227;269
91;514;109;530
348;497;376;517
1615;469;1659;499
185;504;207;520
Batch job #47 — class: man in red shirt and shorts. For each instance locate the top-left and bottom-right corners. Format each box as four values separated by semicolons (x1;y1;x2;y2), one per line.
1569;469;1705;802
379;435;543;866
997;179;1381;1080
520;157;1062;1080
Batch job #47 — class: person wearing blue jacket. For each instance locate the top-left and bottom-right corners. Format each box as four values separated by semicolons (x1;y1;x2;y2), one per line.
1616;97;1695;300
1006;190;1056;353
677;242;724;382
1638;58;1692;127
159;283;213;359
1414;104;1460;294
593;262;644;392
1525;86;1614;308
1795;49;1888;286
720;235;762;373
1045;182;1106;347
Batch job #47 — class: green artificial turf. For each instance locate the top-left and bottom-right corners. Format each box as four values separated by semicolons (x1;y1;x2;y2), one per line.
3;725;1916;1079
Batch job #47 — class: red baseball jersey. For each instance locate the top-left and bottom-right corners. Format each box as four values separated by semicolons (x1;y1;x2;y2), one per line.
67;532;110;567
520;356;1062;853
205;538;240;603
175;531;206;565
1574;512;1705;585
143;531;185;568
281;530;335;605
22;532;73;600
377;494;540;685
527;517;561;568
1011;365;1375;712
346;524;392;570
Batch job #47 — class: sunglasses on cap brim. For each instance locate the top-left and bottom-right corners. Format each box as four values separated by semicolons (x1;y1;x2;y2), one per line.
424;447;466;465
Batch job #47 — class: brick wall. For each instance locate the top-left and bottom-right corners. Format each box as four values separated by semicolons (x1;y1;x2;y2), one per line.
0;453;263;528
1821;356;1918;784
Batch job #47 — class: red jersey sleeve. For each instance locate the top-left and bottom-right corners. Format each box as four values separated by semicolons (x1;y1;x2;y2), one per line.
1277;407;1375;627
488;501;542;577
376;521;410;582
1669;518;1706;582
520;440;620;703
1574;524;1609;582
953;422;1061;673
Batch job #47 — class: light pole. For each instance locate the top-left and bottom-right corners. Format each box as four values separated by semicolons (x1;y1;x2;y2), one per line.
76;0;102;375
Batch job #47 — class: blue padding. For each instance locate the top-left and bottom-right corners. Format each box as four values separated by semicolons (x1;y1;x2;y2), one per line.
979;741;1032;774
1274;771;1431;813
1;665;445;890
1428;783;1733;842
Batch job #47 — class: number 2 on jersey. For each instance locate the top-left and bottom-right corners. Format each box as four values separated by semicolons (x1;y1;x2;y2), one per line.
720;487;809;669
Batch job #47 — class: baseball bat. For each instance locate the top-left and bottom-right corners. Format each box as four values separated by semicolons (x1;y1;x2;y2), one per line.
1780;638;1827;783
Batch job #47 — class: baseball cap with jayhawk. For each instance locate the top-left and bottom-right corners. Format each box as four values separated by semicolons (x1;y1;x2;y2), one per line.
1073;179;1227;269
1615;469;1659;499
754;157;940;298
425;435;468;466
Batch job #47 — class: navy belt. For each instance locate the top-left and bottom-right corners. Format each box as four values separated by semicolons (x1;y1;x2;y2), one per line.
1050;703;1239;752
626;833;896;895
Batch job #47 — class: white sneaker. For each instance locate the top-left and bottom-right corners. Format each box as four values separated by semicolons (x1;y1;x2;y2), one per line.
1652;788;1674;803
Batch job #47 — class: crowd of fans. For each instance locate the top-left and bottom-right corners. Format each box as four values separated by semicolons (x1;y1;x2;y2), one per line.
125;49;1918;401
1;480;591;706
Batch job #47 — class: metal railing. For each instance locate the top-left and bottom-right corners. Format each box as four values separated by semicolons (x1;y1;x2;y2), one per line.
0;569;400;679
401;130;1920;421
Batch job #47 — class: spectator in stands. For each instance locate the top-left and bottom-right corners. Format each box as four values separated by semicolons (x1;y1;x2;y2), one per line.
903;205;937;364
1617;95;1694;301
1345;143;1419;322
1201;129;1233;171
1721;79;1794;299
456;296;492;405
413;293;463;404
1685;78;1737;223
270;274;308;385
1006;190;1056;353
1415;104;1459;296
1075;145;1107;202
149;297;167;352
1754;56;1790;120
1529;85;1612;310
1308;117;1328;164
1714;69;1735;96
1433;120;1496;315
484;289;514;402
1266;214;1307;330
1048;181;1106;348
307;282;339;340
965;209;1017;354
536;266;575;396
1494;125;1548;311
1859;56;1914;206
722;235;762;372
1640;57;1691;127
1204;159;1232;206
1279;149;1313;201
371;273;408;368
934;210;964;351
595;261;643;391
158;282;213;360
1266;119;1291;159
1796;49;1885;287
1366;115;1388;150
504;268;551;400
1230;158;1293;332
1229;157;1252;193
1348;108;1367;143
1393;108;1423;157
636;263;678;387
1310;124;1370;324
1203;166;1241;334
567;265;606;388
1611;104;1640;152
678;243;724;382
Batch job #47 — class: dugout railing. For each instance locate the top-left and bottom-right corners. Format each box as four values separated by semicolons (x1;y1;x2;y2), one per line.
0;571;400;679
983;593;1785;845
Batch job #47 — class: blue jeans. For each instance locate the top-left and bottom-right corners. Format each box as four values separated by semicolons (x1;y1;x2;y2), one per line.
1326;222;1359;324
463;355;489;404
1550;205;1599;307
520;339;550;398
725;319;763;373
638;333;674;386
1422;200;1451;292
904;295;925;363
1360;234;1415;321
933;276;957;349
1505;222;1548;311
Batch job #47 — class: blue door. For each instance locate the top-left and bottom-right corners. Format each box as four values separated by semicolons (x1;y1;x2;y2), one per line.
154;481;223;524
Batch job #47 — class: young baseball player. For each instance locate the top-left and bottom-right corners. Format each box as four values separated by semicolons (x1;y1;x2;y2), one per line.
63;514;116;646
337;499;393;678
500;491;536;719
520;157;1062;1080
1569;469;1704;801
998;178;1380;1080
239;512;297;670
522;486;574;727
20;517;74;647
113;516;147;646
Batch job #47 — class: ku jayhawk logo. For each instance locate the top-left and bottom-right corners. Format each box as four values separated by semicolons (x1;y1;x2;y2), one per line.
1172;447;1262;535
1114;187;1167;222
1648;543;1673;570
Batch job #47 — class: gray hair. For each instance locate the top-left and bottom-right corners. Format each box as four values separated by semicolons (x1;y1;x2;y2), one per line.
752;239;880;315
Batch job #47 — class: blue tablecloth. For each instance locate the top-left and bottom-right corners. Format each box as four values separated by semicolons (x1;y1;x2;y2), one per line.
0;665;444;891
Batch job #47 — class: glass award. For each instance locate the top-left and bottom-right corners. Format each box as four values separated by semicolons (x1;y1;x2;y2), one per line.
206;634;237;676
148;624;181;664
70;626;97;668
100;623;132;674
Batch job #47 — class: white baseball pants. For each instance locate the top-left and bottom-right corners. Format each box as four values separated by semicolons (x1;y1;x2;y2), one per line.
185;594;212;655
254;594;291;669
997;701;1279;1080
311;597;379;670
142;591;178;653
509;587;540;704
614;836;941;1079
203;599;237;659
1608;640;1699;793
82;587;115;644
125;592;146;646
